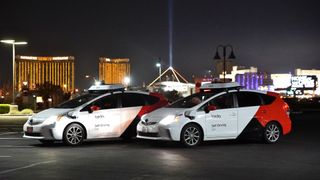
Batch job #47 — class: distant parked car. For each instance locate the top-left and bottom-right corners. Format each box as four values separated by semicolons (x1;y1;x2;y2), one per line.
23;84;168;145
137;82;291;147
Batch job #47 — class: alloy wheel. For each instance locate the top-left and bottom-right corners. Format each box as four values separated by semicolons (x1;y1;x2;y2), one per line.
65;124;84;145
183;126;201;146
265;123;280;143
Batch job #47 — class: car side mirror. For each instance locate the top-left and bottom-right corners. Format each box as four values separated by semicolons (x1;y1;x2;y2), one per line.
89;105;100;113
185;110;196;120
205;105;217;113
67;111;77;119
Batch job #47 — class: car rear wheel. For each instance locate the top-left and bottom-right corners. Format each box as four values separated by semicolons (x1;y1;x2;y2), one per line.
181;124;202;147
63;123;84;146
264;122;281;143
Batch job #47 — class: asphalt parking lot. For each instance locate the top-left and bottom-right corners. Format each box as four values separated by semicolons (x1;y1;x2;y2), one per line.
0;112;320;180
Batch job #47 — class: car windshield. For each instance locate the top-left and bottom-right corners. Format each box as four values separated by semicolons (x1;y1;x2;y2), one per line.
55;94;100;108
167;92;215;108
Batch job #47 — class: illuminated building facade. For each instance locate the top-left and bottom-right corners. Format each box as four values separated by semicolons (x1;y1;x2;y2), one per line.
99;58;130;84
235;73;264;90
295;68;320;95
16;56;75;92
270;73;292;92
219;66;258;82
216;66;272;90
271;72;318;97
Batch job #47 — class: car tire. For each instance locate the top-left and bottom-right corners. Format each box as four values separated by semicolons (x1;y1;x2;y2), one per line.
39;140;55;145
180;124;203;147
263;122;281;144
63;123;85;146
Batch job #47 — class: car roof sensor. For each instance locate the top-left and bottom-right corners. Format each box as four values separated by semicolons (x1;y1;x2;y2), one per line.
200;82;242;93
88;83;125;94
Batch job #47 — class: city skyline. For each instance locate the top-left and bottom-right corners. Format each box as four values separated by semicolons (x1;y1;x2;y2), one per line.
1;0;320;89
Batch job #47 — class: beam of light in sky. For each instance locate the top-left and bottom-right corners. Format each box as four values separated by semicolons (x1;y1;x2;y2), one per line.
168;0;173;67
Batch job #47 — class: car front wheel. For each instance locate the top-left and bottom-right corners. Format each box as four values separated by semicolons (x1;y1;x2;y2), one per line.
264;122;281;143
181;124;202;147
63;123;85;146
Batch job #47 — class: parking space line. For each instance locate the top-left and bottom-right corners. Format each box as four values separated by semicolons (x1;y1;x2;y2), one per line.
0;156;12;158
0;145;33;148
0;132;22;136
0;160;56;175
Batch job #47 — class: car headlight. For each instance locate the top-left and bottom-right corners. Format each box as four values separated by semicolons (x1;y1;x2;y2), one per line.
159;115;180;126
27;115;35;123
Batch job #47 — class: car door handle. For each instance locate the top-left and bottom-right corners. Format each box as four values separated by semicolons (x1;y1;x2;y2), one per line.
230;112;236;116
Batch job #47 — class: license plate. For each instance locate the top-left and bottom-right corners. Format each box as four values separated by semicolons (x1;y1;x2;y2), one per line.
27;127;33;133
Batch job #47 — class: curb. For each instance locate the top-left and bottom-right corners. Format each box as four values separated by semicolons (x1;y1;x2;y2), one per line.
0;115;29;132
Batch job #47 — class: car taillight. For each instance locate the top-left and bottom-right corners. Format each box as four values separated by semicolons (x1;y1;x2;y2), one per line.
284;103;290;115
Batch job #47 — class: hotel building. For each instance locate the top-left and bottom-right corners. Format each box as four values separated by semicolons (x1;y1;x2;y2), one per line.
15;55;75;92
98;58;130;84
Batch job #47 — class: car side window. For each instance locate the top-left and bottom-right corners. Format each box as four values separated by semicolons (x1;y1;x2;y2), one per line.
95;95;119;109
199;93;234;110
144;95;160;105
236;92;262;107
81;94;118;111
259;94;276;105
121;93;145;107
210;93;234;109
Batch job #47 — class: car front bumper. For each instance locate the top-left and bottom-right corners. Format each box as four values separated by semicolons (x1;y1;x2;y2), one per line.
23;123;59;140
136;123;181;141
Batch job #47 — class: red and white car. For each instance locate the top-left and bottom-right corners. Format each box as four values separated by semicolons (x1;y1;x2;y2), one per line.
137;83;291;147
23;84;168;145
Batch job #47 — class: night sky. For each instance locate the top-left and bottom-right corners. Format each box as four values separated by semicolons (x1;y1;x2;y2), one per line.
1;0;320;89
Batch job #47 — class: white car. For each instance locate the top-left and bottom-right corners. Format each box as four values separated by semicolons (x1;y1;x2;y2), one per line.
137;83;291;147
23;84;167;145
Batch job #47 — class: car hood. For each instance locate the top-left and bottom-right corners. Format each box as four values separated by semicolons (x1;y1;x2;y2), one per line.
143;108;185;123
31;108;73;123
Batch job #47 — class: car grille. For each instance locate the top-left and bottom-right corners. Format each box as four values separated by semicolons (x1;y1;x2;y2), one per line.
138;132;159;137
25;132;42;137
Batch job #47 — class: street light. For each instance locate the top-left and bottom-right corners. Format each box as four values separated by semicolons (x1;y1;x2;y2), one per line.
214;45;236;83
203;70;213;79
1;39;28;104
156;58;162;83
124;76;130;88
85;75;98;87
